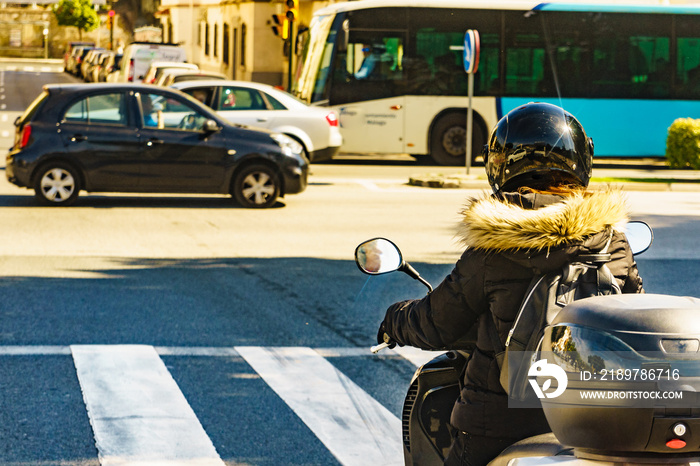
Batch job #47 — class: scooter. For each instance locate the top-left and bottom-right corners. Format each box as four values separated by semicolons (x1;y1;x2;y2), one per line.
356;222;700;466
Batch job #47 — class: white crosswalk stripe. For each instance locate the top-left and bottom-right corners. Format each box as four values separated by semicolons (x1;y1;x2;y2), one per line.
237;346;403;466
72;345;226;466
0;344;442;465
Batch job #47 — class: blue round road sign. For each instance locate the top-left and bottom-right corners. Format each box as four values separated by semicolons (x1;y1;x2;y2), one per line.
463;29;480;74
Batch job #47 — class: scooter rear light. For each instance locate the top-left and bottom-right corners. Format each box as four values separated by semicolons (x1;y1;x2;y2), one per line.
325;112;338;127
19;124;32;149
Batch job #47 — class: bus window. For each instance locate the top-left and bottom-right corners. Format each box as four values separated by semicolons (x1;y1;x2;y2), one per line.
541;12;592;97
330;31;405;104
590;13;671;98
504;25;548;96
295;13;339;104
676;17;700;98
408;8;500;96
478;33;501;95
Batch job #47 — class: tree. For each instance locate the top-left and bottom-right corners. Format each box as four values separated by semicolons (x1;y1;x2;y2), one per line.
113;0;158;37
53;0;99;40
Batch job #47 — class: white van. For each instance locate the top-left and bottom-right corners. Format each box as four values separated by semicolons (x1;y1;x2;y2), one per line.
117;42;187;82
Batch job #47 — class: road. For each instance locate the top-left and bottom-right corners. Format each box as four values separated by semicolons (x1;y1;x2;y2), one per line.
1;62;700;465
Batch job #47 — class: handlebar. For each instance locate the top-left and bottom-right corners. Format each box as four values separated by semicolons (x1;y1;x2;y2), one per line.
371;342;391;353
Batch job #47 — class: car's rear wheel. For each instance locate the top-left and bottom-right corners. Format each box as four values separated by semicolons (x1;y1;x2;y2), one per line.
232;164;280;208
34;163;81;206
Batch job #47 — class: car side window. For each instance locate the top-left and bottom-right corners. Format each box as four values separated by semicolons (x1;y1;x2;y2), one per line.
138;92;210;131
63;93;128;126
219;87;267;111
182;87;213;106
263;92;287;110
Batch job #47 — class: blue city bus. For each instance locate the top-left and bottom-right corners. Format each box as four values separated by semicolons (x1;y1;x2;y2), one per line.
294;0;700;165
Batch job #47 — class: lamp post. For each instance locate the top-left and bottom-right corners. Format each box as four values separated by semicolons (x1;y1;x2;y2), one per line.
43;26;48;59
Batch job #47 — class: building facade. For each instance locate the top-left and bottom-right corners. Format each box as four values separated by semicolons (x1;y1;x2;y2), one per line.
156;0;337;87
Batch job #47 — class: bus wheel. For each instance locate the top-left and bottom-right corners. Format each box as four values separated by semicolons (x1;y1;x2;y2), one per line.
430;113;484;166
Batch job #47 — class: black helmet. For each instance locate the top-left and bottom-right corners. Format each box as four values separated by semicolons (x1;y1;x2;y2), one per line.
484;102;594;193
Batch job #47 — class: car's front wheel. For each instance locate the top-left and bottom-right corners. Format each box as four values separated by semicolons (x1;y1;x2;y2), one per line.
34;163;81;206
232;164;280;208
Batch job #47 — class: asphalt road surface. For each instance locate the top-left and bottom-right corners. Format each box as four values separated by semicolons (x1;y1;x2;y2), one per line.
1;62;699;466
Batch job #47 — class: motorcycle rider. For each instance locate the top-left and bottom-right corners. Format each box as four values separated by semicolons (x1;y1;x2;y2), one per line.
377;102;644;466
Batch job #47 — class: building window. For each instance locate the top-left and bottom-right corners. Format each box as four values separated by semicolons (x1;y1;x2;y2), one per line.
223;23;230;65
197;23;202;46
214;23;218;57
205;22;210;56
241;23;246;67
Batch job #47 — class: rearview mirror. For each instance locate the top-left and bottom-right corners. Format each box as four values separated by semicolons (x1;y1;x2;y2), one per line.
338;19;350;53
626;221;653;256
355;238;403;274
203;119;220;133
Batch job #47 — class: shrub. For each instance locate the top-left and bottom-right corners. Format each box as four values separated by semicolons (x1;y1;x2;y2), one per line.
666;118;700;169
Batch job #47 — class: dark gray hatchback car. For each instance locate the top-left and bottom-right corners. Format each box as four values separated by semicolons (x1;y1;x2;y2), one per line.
6;83;308;208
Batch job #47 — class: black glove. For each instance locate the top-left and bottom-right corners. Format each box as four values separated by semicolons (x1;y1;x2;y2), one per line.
377;322;397;349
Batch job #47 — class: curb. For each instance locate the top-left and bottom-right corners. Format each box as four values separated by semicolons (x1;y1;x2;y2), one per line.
407;174;700;192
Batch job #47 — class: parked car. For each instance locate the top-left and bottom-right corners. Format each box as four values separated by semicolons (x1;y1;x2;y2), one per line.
87;51;113;82
66;46;96;75
99;52;123;83
171;80;342;162
80;49;106;80
117;42;187;82
6;84;308;208
156;69;227;87
142;61;199;84
63;41;94;72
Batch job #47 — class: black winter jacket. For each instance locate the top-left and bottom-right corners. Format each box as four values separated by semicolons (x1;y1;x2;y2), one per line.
382;190;644;439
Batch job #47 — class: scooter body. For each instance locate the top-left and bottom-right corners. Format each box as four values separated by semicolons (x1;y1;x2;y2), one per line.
356;223;700;466
401;350;468;465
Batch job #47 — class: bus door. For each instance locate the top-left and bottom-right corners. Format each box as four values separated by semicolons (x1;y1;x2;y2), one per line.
330;30;407;154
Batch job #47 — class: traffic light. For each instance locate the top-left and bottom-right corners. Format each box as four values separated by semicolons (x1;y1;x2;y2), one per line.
271;14;289;40
285;0;298;22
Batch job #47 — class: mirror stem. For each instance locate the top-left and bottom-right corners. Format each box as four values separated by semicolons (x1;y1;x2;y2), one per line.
401;262;433;293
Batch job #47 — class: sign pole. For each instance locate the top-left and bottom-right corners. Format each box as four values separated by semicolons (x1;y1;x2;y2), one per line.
462;30;480;175
466;72;474;175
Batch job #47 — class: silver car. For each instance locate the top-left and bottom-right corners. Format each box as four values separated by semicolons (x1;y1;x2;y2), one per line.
171;80;343;162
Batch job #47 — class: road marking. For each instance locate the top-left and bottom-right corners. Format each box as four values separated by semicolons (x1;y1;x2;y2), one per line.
236;346;404;466
0;345;71;355
71;345;225;466
0;345;438;464
391;345;444;367
0;345;441;366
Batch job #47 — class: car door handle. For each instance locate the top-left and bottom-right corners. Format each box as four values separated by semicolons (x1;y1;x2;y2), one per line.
256;117;268;122
70;134;88;142
146;138;164;147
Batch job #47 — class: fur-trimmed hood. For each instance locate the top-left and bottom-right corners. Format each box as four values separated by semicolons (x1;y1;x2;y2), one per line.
456;189;629;252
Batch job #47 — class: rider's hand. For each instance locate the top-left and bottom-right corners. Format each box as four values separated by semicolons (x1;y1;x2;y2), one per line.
377;323;397;349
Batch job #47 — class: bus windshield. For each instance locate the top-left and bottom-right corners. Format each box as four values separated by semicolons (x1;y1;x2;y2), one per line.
296;13;338;104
